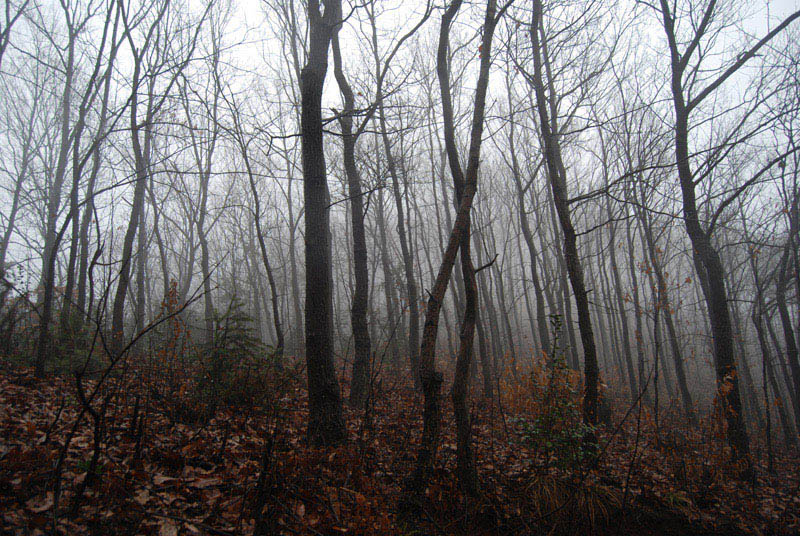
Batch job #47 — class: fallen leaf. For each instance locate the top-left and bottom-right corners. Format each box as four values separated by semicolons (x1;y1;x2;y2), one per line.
159;519;179;536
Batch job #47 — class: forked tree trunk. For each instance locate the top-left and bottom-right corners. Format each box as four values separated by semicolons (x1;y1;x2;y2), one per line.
300;0;346;446
111;61;152;357
404;0;499;500
657;0;767;472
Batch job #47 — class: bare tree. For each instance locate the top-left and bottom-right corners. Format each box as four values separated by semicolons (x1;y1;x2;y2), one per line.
655;0;800;469
405;0;503;500
525;0;604;430
111;0;209;356
300;0;347;446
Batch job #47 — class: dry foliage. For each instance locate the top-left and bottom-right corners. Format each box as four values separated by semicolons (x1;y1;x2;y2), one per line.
1;358;798;535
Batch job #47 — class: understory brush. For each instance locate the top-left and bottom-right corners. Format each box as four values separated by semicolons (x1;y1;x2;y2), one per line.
510;316;598;473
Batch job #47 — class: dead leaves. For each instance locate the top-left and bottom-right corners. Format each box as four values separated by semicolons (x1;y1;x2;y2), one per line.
158;518;179;536
1;367;799;535
25;492;53;513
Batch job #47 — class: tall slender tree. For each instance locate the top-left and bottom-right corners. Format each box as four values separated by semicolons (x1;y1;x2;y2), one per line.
300;0;347;446
655;0;800;469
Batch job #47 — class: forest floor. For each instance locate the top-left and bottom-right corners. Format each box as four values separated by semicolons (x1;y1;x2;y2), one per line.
1;360;799;535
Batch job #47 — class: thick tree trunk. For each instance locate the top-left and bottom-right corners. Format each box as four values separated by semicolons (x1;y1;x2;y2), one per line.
300;0;346;446
659;0;752;469
674;105;751;469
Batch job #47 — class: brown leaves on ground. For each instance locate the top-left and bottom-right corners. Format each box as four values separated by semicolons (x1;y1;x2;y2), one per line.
0;363;798;535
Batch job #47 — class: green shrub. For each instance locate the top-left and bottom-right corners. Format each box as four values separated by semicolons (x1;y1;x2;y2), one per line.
185;299;277;421
512;314;597;471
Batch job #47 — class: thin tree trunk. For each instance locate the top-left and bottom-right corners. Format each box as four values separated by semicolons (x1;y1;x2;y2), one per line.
510;129;550;358
624;214;649;403
731;302;764;429
636;206;694;419
405;0;498;499
332;34;371;409
371;27;420;386
529;0;599;429
605;200;638;399
375;187;401;368
749;248;797;447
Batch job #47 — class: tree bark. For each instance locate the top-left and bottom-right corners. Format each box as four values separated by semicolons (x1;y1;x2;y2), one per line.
300;0;346;446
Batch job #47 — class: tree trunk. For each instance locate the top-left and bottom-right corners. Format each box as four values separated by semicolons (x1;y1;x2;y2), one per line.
749;250;797;447
529;0;599;429
371;33;420;386
605;200;638;399
35;28;75;377
110;65;153;357
659;0;752;469
625;216;650;403
405;0;498;499
776;226;800;426
375;187;401;368
332;34;372;409
636;207;694;419
509;123;550;358
300;0;346;446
